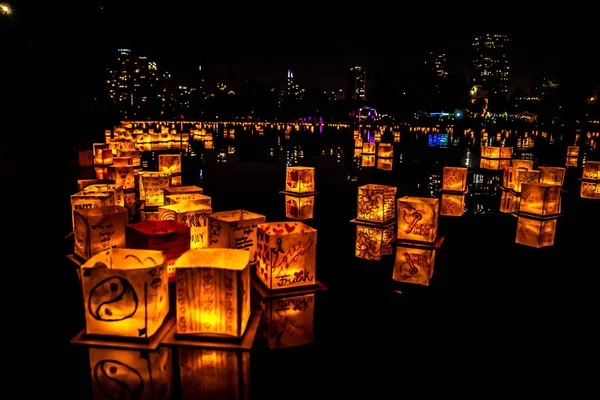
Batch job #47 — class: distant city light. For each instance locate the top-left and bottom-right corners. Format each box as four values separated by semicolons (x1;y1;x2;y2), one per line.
0;3;12;15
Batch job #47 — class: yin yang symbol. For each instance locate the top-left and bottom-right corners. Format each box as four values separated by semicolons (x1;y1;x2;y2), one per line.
93;359;144;400
88;276;138;321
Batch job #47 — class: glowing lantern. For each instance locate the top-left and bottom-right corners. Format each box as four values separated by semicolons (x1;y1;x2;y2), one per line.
580;181;600;199
582;161;600;181
512;159;533;170
519;183;561;216
502;166;524;191
83;183;125;207
256;222;317;291
261;292;315;348
173;249;251;337
500;189;520;213
480;158;511;170
515;215;557;248
94;148;113;165
208;210;266;265
159;203;212;249
440;193;465;216
539;166;566;186
442;166;467;192
356;184;397;223
71;191;115;228
139;172;171;206
362;142;376;154
89;346;172;400
377;158;393;171
361;154;375;167
377;143;393;158
566;157;578;167
567;146;579;158
397;196;439;244
285;194;314;220
107;165;135;190
392;243;435;286
480;146;512;170
112;157;132;167
80;248;169;338
121;151;141;167
73;205;128;260
354;223;395;260
158;154;182;186
514;170;541;193
126;220;191;282
179;348;249;399
285;166;315;194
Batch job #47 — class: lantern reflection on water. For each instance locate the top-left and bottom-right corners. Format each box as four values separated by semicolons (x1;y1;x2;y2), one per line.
440;193;465;216
94;148;113;166
515;215;557;248
377;143;393;158
566;146;579;167
582;161;600;181
354;222;395;260
361;154;375;167
519;183;561;216
580;181;600;199
362;142;376;154
179;348;250;400
285;194;314;220
89;346;172;400
512;159;534;170
442;166;467;192
392;243;435;286
397;196;439;244
261;292;315;348
74;205;128;261
377;157;393;171
356;184;397;223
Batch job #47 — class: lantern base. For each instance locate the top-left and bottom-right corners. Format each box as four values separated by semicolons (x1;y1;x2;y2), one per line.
396;236;444;249
251;274;328;300
162;311;262;350
279;190;318;197
70;315;175;350
510;211;562;221
349;218;396;226
439;188;469;195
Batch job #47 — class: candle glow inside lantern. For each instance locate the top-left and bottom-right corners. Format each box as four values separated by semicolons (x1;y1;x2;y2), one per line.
178;348;250;400
285;195;314;220
580;181;600;199
392;243;435;286
442;166;467;192
362;142;376;154
515;215;557;248
361;154;375;167
80;248;169;338
440;193;465;216
377;158;393;171
159;202;212;249
285;166;315;193
139;172;171;206
89;346;172;400
582;161;600;181
377;143;393;158
514;170;541;193
261;292;315;348
165;193;211;206
256;222;317;290
512;159;534;170
108;165;135;190
355;223;395;260
356;184;397;223
126;220;191;282
208;210;266;265
158;154;182;186
539;166;566;186
397;196;439;243
519;183;561;216
500;190;520;213
173;249;251;338
74;205;128;260
94;148;114;166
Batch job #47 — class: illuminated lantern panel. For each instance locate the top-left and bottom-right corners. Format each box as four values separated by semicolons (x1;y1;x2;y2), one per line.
539;166;566;186
74;205;128;261
126;220;191;282
285;166;315;193
519;183;561;216
158;154;182;186
174;249;251;337
356;184;397;223
120;151;141;167
208;210;266;265
481;146;500;159
353;148;362;157
440;193;465;216
515;216;557;248
392;245;435;286
107;165;135;190
165;193;212;206
256;222;317;291
397;196;439;243
261;293;315;349
179;348;250;400
362;142;376;154
582;161;600;181
71;191;115;228
361;154;375;167
377;158;393;171
514;170;541;193
112;157;132;167
354;138;363;148
139;172;171;206
285;195;314;220
503;167;523;190
566;157;578;167
89;346;172;400
80;248;169;338
512;159;534;170
94;148;113;166
355;224;395;260
442;166;467;192
567;146;579;158
158;203;212;249
377;143;393;158
500;190;520;213
83;184;125;207
580;181;600;199
394;131;401;142
499;147;512;159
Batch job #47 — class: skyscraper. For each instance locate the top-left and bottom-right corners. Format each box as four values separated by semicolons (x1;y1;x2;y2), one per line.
425;52;448;79
347;66;366;101
471;34;510;96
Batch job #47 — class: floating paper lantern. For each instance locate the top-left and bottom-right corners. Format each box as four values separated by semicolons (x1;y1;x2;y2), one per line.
392;244;435;286
362;142;376;154
515;215;557;248
519;183;561;216
377;158;393;171
285;195;314;220
107;165;135;190
397;196;439;243
71;191;115;228
539;166;566;186
89;346;172;400
440;193;465;216
83;184;125;207
285;166;315;193
582;161;600;181
502;166;523;191
513;170;541;193
354;138;363;148
442;166;467;192
80;248;169;338
165;193;211;206
361;154;375;167
356;184;397;223
179;348;250;399
512;159;533;170
174;249;251;337
256;222;317;291
355;223;395;260
580;181;600;199
126;220;191;282
158;154;182;186
500;190;520;213
159;202;212;249
261;292;315;348
208;210;266;264
74;205;128;261
377;143;393;158
139;172;171;206
94;148;113;166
